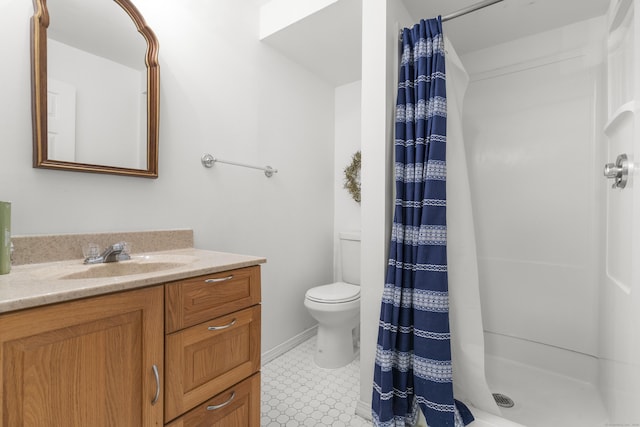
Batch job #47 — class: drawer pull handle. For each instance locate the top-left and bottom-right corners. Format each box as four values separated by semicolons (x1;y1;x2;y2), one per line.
207;318;237;331
151;364;160;405
204;275;234;283
206;391;236;411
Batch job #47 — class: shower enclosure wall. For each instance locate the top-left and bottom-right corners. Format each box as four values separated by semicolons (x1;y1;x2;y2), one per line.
465;14;603;376
461;15;607;426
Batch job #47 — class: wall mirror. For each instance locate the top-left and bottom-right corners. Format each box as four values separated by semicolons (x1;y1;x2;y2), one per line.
31;0;160;178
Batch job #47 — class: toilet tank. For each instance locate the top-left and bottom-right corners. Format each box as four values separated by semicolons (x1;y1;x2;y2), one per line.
339;231;361;285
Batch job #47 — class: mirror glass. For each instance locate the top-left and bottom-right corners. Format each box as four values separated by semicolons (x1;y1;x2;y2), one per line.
31;0;159;178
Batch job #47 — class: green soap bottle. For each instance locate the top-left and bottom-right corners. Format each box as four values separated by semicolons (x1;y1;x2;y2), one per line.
0;201;11;275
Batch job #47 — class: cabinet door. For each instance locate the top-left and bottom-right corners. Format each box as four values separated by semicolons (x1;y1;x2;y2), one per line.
0;286;164;427
165;373;260;427
165;305;261;422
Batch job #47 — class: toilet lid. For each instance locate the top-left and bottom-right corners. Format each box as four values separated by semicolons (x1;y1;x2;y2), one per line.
305;282;360;303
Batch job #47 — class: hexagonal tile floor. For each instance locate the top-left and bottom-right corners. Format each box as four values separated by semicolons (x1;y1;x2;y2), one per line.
261;337;371;426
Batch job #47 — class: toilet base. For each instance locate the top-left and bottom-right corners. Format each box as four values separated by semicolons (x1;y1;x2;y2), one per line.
314;324;356;369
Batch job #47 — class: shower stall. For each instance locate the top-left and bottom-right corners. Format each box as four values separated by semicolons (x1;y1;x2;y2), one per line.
359;0;640;426
460;13;609;427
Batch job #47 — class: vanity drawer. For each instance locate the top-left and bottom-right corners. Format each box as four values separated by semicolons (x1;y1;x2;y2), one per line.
164;305;261;422
165;373;260;427
165;265;260;333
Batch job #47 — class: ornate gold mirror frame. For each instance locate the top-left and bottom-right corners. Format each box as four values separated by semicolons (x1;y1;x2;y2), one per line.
31;0;160;178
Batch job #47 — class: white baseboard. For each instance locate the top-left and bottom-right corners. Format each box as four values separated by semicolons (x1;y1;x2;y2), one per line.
355;399;372;421
261;325;318;365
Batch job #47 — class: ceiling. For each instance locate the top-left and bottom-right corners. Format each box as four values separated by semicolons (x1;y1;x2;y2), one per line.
403;0;610;54
261;0;611;86
260;0;362;86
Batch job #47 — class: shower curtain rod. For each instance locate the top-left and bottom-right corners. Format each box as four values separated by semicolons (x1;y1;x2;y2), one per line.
399;0;504;40
442;0;504;22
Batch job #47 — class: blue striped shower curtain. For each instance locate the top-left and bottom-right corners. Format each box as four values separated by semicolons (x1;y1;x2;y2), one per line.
371;18;474;427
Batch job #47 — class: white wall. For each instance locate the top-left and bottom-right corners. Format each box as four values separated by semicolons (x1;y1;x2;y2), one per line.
461;18;605;357
259;0;338;38
0;0;336;354
358;0;413;417
334;80;361;279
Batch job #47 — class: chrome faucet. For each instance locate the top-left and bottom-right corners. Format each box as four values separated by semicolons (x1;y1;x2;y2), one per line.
84;242;131;264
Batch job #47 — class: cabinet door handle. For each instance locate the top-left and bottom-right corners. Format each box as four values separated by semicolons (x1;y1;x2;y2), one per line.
206;391;236;411
151;364;160;405
207;318;237;331
204;275;233;283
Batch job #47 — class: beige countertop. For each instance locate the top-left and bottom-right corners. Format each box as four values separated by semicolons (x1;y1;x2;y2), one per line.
0;248;266;314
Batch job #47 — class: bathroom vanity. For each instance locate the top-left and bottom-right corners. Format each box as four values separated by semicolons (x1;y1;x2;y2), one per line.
0;231;264;426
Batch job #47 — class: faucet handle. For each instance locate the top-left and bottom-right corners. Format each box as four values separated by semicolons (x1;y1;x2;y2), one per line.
82;242;101;260
110;242;126;251
116;242;132;261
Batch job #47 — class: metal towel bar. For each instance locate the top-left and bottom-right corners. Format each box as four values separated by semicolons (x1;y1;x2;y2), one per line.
201;153;277;178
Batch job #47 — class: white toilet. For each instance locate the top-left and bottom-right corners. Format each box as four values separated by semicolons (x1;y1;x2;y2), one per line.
304;231;361;369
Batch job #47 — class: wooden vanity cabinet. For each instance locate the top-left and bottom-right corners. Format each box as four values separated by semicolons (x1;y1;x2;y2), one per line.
164;266;261;425
0;285;164;427
0;264;262;426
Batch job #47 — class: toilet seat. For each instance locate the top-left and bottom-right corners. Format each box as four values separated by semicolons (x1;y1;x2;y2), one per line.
305;282;360;304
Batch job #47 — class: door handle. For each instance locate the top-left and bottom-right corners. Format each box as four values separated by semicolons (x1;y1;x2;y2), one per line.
151;364;160;405
604;153;629;189
207;318;237;331
204;275;233;283
206;391;236;411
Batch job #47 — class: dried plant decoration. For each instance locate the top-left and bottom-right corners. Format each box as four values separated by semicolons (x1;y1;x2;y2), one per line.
343;150;361;204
